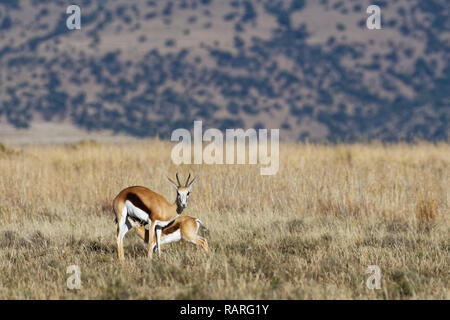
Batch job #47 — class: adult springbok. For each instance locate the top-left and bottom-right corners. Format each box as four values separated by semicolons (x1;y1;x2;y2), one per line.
113;173;198;261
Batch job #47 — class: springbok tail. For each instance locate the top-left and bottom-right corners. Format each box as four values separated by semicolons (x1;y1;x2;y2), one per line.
113;206;118;224
196;219;209;237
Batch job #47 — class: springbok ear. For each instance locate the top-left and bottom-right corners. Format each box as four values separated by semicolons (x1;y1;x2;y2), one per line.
187;176;198;190
167;177;179;190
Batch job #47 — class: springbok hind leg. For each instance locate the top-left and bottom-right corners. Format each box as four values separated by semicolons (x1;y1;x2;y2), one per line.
181;219;209;252
196;237;209;252
184;236;208;252
117;217;132;261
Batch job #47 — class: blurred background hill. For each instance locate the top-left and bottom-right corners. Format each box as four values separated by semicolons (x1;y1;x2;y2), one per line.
0;0;448;142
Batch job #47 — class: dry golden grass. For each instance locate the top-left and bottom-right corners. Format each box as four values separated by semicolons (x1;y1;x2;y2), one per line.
0;140;448;299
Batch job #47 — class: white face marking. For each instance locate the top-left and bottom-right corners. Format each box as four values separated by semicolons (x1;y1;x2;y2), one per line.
177;188;191;208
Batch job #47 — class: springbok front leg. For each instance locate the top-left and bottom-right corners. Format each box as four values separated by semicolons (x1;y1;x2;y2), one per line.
151;217;180;259
155;226;163;257
147;220;157;261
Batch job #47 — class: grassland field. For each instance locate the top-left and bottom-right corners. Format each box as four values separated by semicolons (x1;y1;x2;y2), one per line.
0;140;448;299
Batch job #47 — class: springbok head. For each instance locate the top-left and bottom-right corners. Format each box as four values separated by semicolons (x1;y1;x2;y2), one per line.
167;173;197;209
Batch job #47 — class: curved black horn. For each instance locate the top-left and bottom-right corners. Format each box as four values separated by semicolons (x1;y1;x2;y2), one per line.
175;173;181;186
185;173;191;187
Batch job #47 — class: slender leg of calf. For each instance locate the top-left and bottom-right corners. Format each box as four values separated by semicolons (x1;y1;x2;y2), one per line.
191;236;208;251
198;237;209;251
134;225;148;242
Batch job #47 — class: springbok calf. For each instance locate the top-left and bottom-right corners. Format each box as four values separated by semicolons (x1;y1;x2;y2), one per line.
113;173;197;261
134;215;209;254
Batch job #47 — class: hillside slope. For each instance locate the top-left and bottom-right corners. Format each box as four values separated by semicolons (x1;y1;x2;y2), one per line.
0;0;449;141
